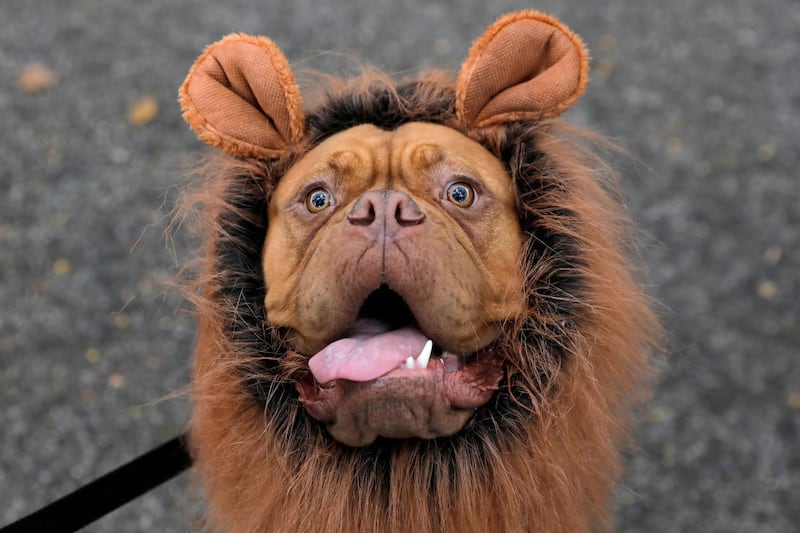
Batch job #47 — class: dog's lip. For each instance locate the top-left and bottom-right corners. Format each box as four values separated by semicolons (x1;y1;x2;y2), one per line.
289;325;504;394
302;346;502;402
295;316;499;385
294;342;505;446
286;292;506;446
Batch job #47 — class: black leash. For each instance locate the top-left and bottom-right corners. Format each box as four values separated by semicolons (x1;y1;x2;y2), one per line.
0;433;193;533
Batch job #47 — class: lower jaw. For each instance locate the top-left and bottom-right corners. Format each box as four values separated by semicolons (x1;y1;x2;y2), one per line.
295;351;505;447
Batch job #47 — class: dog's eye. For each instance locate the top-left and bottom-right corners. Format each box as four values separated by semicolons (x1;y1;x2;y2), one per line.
446;182;475;207
305;188;333;213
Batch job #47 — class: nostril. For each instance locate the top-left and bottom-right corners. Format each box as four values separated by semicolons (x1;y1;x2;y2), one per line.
394;202;424;226
392;195;425;227
347;190;424;228
347;195;377;226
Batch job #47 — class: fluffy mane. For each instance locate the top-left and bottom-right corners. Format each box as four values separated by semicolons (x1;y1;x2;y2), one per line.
180;72;658;532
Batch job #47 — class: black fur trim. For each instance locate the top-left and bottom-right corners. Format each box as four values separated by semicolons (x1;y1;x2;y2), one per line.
305;80;457;146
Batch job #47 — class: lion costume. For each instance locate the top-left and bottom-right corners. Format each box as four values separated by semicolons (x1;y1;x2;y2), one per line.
179;10;658;533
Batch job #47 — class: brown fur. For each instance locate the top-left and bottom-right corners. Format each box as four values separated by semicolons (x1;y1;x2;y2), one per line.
178;71;658;532
178;10;659;532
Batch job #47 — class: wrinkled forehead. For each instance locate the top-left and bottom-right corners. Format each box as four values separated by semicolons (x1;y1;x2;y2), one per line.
273;122;512;201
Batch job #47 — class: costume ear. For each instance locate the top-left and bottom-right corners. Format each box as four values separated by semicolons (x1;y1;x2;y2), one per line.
179;34;305;159
456;10;590;128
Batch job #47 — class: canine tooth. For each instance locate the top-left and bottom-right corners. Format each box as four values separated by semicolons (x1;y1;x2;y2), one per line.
416;340;433;369
405;356;415;369
442;352;461;372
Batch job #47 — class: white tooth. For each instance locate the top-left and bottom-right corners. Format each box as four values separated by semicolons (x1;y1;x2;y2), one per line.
405;356;415;369
442;352;461;372
416;340;433;369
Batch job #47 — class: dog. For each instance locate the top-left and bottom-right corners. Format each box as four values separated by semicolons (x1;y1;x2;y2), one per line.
179;10;658;532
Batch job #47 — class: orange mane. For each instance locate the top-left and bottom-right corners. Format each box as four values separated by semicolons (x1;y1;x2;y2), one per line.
179;72;659;532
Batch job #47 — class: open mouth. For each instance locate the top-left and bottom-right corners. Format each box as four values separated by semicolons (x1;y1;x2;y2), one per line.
295;284;505;446
308;284;472;383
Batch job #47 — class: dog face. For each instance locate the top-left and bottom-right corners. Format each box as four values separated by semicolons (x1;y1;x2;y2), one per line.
263;122;524;445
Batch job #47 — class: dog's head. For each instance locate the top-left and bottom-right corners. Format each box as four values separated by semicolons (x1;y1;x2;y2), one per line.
266;122;527;445
181;11;596;447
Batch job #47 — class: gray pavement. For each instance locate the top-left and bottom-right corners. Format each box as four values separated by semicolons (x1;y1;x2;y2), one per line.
1;1;798;531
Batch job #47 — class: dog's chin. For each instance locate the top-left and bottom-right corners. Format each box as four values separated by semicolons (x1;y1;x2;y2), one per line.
294;342;504;447
287;284;506;447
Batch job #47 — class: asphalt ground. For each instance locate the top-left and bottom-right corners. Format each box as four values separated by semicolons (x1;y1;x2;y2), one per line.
1;1;798;531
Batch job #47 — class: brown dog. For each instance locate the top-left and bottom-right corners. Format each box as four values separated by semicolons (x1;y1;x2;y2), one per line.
179;10;658;533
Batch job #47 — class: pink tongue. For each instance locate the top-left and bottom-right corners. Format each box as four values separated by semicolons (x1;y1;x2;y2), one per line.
308;319;428;383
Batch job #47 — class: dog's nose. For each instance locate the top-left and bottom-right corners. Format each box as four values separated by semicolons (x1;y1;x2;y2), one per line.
347;190;425;232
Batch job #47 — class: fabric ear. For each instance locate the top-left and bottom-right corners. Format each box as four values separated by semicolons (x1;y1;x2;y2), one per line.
179;34;305;159
456;10;590;128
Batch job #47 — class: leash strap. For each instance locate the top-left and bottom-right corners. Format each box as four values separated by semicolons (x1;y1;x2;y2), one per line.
0;433;192;533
